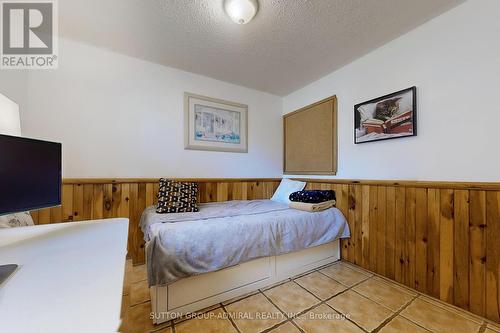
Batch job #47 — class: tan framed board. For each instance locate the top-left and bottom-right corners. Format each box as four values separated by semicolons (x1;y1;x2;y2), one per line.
283;95;337;175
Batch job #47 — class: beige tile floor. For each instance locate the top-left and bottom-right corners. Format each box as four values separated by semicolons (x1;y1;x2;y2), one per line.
120;260;500;333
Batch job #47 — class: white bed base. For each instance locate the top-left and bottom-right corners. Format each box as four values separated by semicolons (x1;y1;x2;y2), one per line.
150;240;340;324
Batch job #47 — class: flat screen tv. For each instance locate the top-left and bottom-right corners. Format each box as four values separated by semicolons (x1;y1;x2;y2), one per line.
0;134;62;215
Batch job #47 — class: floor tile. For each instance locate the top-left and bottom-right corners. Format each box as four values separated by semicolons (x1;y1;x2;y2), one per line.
121;295;129;318
225;293;285;333
371;275;416;293
263;281;320;317
487;323;500;332
173;304;221;324
268;322;301;333
174;308;238;333
222;290;260;305
294;304;364;333
120;301;168;333
353;277;415;311
327;290;393;332
294;271;346;300
291;269;316;280
151;327;173;333
339;261;373;274
130;279;150;306
123;259;133;296
418;296;483;324
378;316;431;333
401;298;482;333
319;263;370;287
130;264;148;283
259;279;291;292
120;259;498;333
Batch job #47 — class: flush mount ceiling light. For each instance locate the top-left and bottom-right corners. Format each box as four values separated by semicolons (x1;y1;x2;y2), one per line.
224;0;259;24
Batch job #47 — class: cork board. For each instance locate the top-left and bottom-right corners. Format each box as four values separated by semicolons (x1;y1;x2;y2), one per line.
284;96;337;175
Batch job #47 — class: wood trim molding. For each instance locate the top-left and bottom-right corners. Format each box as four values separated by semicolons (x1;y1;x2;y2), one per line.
292;178;500;191
63;178;282;184
62;177;500;190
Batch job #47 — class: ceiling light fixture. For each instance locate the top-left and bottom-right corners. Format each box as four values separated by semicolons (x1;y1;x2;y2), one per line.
224;0;258;25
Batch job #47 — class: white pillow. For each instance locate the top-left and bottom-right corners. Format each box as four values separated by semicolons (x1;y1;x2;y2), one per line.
0;212;35;228
271;179;306;204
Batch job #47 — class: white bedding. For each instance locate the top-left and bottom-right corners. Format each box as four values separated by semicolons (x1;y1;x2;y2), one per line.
140;200;350;286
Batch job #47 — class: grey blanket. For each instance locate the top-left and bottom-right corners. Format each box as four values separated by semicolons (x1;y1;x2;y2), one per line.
140;200;350;287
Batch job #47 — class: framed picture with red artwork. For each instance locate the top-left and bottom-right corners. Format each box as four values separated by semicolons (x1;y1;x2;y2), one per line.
355;87;417;144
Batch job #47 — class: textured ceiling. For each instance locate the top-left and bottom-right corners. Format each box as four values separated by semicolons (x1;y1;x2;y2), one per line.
59;0;464;95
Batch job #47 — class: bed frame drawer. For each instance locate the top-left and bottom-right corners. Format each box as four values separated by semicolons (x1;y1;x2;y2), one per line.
275;241;339;280
167;256;273;309
150;240;340;324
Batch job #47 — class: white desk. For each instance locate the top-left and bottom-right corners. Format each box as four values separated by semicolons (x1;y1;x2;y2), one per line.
0;219;129;333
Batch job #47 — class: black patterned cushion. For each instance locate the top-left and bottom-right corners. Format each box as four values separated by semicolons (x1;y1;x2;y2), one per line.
156;179;199;214
289;190;336;204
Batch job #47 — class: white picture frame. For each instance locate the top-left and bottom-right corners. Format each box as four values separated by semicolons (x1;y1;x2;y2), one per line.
184;92;248;153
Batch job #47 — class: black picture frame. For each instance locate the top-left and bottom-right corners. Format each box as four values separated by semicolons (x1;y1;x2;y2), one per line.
354;86;417;144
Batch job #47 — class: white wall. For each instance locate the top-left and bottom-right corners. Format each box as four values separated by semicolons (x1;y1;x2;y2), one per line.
21;39;283;178
3;0;498;181
283;0;500;182
0;71;29;130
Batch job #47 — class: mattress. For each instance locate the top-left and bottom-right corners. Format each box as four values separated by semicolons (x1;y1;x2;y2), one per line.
140;200;350;286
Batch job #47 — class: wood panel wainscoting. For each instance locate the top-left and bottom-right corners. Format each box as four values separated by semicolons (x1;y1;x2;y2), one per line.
29;179;282;266
301;179;500;324
30;178;500;323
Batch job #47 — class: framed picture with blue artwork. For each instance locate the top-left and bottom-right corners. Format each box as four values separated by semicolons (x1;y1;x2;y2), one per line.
184;92;248;153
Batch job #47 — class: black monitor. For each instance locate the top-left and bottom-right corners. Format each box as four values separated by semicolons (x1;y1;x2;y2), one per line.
0;134;62;215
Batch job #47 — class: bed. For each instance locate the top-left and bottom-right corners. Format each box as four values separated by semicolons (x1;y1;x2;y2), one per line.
140;199;349;324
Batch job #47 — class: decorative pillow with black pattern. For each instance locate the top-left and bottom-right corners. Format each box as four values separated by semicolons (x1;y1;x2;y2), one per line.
289;190;336;204
156;178;199;214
